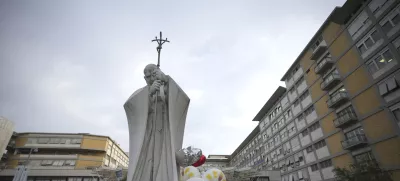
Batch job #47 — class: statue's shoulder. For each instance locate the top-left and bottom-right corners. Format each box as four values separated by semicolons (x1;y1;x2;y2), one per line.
166;76;189;101
124;86;148;105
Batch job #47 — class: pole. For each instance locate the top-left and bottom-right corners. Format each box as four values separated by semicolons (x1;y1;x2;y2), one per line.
150;92;158;181
150;31;169;181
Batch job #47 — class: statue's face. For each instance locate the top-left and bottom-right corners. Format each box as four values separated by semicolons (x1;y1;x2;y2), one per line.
143;64;165;86
144;69;154;85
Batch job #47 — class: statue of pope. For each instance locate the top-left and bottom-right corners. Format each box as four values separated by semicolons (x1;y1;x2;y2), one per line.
124;64;190;181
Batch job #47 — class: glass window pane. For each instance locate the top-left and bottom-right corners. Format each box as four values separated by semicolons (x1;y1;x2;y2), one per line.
375;56;387;68
365;38;374;48
379;83;388;95
392;14;400;26
370;31;380;42
393;109;400;122
387;77;398;91
358;44;367;53
383;50;394;62
367;62;379;74
382;21;393;33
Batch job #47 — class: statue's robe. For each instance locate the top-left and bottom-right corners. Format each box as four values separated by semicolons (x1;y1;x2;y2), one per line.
124;77;190;181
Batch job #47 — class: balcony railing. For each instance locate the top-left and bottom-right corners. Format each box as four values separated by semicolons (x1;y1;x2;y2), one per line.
333;112;358;128
342;134;368;150
311;40;327;60
321;73;341;91
327;92;349;108
315;57;334;74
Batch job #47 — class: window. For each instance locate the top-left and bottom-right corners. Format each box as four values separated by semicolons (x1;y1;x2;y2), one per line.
297;113;304;121
285;110;292;120
278;117;285;127
310;164;319;171
60;138;67;144
274;136;280;143
394;36;400;52
304;106;315;116
393;108;400;122
301;129;308;137
306;146;313;153
380;4;400;34
299;91;309;101
354;152;374;163
49;138;60;144
280;130;287;139
369;0;390;14
356;29;381;54
309;122;320;132
295;77;305;87
367;48;395;75
378;76;399;96
52;160;65;166
288;123;295;134
348;11;371;39
38;138;50;144
281;96;289;108
41;160;53;166
314;140;326;150
311;37;324;50
320;159;332;169
276;105;282;113
290;87;296;94
337;106;356;118
68;178;83;181
293;100;300;107
345;127;364;139
71;139;82;144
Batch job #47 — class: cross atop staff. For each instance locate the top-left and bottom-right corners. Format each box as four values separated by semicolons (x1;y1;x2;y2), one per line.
152;31;170;68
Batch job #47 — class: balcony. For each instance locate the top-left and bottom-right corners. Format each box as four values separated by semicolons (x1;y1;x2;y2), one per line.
311;40;327;60
333;112;358;128
327;92;349;108
314;57;334;74
321;73;341;91
342;134;368;150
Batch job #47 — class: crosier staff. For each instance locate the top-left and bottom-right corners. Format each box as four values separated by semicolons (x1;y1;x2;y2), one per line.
149;31;169;181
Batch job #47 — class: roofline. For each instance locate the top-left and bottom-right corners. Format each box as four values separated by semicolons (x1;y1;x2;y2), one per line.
280;0;364;81
280;7;340;81
230;126;260;158
15;132;129;158
208;155;230;157
252;86;287;121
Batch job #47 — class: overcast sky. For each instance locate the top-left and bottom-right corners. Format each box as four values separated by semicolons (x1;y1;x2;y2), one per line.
0;0;346;156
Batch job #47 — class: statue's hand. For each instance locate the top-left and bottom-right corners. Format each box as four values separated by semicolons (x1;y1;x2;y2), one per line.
150;80;161;95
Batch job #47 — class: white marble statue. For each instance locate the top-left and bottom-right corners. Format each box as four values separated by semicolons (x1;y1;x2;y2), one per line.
124;64;190;181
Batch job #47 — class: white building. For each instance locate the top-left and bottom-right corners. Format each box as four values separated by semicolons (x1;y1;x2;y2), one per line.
0;117;14;155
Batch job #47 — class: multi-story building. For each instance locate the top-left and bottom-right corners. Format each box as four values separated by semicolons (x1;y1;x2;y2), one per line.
228;0;400;180
0;132;129;181
199;155;230;172
0;117;14;155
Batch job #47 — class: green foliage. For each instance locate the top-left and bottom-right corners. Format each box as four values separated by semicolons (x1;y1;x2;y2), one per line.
333;161;393;181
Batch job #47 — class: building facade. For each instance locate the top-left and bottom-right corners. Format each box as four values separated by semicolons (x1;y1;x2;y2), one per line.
0;132;129;181
0;117;14;155
229;0;400;180
199;155;230;172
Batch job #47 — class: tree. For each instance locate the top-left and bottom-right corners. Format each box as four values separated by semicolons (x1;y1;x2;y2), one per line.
333;161;393;181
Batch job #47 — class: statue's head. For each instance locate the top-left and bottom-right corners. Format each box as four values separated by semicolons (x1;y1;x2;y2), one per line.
143;64;166;86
